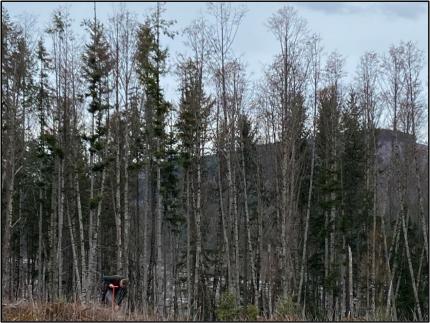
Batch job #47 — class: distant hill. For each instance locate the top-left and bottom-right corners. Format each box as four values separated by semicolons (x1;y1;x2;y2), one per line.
192;128;429;253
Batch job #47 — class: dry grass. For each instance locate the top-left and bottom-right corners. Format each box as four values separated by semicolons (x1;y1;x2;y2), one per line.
1;301;377;321
2;301;157;321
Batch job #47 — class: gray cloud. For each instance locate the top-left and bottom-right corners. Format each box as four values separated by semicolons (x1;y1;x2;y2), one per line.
298;2;426;20
376;3;427;20
298;3;353;15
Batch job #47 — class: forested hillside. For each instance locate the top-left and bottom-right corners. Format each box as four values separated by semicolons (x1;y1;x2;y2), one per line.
1;3;428;321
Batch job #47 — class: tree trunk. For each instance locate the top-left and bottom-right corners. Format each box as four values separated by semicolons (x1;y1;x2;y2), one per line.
281;143;288;298
57;159;64;298
75;175;87;298
298;107;316;306
380;196;396;318
241;144;257;307
413;145;428;260
366;134;377;319
416;246;425;291
163;234;167;318
87;113;95;299
256;156;264;311
50;163;58;300
186;170;192;318
323;208;329;312
88;166;106;297
142;163;150;311
370;127;378;320
123;114;130;277
400;203;422;320
268;243;273;318
340;237;346;319
347;244;353;319
156;164;163;314
113;16;123;274
386;221;400;318
232;165;240;304
67;205;82;299
115;122;122;274
226;136;240;304
392;88;422;320
218;159;232;293
194;152;203;315
287;140;297;298
2;150;15;300
37;188;44;299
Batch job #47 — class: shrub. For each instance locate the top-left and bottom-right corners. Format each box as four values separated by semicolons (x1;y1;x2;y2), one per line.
275;296;299;319
374;307;390;321
216;292;239;321
240;304;258;321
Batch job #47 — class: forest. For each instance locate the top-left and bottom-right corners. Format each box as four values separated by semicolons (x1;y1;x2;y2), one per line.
1;2;428;321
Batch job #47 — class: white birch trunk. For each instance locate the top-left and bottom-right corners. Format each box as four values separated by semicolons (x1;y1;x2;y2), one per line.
194;153;202;313
256;158;264;311
298;109;316;304
88;166;106;297
2;144;15;299
75;175;86;298
123;118;130;277
241;145;257;306
142;163;149;311
50;162;58;299
37;188;44;299
67;206;82;299
400;205;422;320
186;170;192;318
87;113;95;298
57;159;64;298
232;166;240;304
115;119;122;274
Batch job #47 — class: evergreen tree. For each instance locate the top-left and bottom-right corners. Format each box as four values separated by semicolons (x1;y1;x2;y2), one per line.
81;14;112;298
314;85;342;317
340;90;368;249
176;57;213;317
35;38;53;299
134;3;175;312
340;89;369;317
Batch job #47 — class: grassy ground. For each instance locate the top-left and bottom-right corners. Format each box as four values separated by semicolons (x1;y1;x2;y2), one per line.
1;301;155;321
2;301;369;321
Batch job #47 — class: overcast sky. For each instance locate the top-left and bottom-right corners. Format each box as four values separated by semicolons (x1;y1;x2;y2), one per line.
3;1;428;140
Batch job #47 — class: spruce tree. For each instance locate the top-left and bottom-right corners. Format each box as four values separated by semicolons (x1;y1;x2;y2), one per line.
81;15;112;298
134;4;175;312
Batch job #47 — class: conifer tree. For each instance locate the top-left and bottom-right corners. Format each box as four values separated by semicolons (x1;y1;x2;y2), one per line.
340;89;368;318
35;38;52;299
81;12;112;298
135;3;175;312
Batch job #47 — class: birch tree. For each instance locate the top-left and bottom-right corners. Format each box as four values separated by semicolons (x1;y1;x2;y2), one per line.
268;5;309;298
206;2;245;302
381;43;422;320
298;33;322;309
